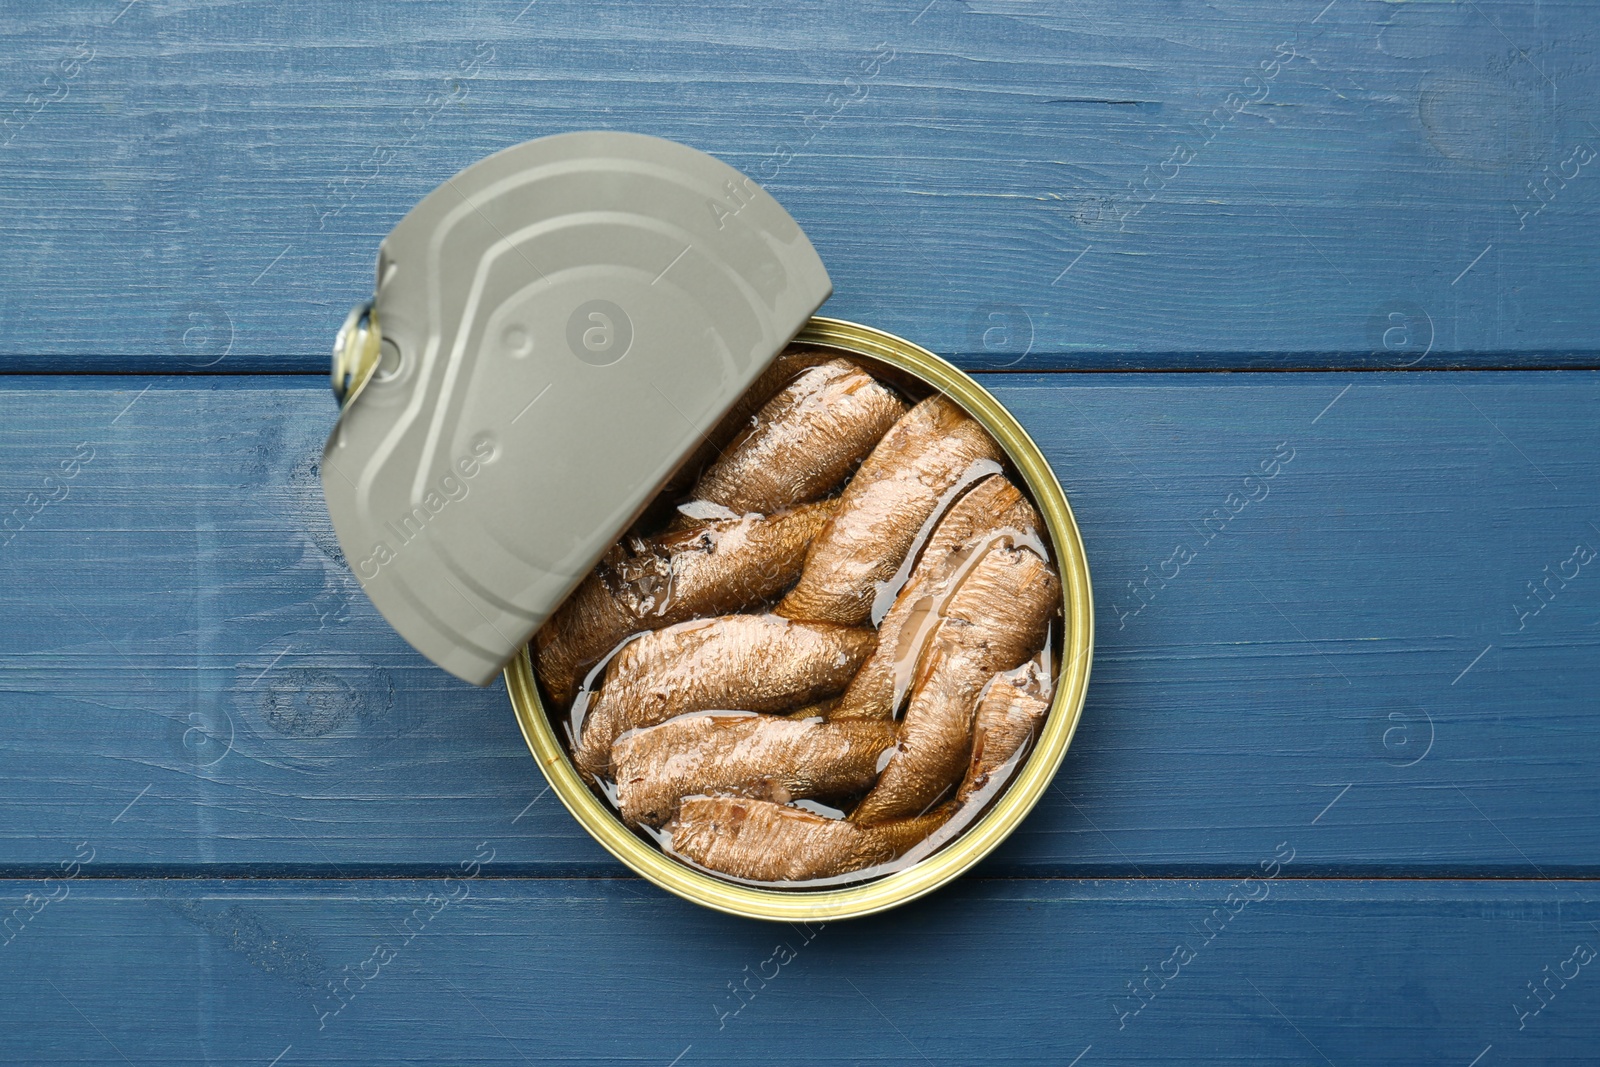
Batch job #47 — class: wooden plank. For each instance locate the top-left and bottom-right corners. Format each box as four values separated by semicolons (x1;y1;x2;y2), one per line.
0;1;1596;369
1;372;1595;876
1;876;1596;1064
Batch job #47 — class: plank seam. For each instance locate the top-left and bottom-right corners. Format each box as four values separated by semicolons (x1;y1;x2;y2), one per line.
3;872;1599;882
0;364;1598;377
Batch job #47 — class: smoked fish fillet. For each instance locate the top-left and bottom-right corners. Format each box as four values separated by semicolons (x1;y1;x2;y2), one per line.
831;474;1039;721
852;541;1058;825
668;796;953;882
956;656;1053;804
777;395;1003;626
573;615;875;779
690;359;905;515
662;348;838;496
534;501;835;705
612;713;896;827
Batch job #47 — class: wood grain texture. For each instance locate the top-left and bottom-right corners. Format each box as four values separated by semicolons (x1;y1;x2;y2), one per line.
1;373;1595;877
0;877;1595;1065
6;2;1598;1063
0;0;1596;369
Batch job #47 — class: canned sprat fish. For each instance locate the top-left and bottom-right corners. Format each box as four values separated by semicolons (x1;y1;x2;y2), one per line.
323;135;1092;921
509;319;1091;919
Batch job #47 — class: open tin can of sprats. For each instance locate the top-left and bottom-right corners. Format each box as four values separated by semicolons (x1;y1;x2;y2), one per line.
323;132;1092;921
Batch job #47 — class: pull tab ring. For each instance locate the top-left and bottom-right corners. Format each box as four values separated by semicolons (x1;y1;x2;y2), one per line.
332;302;381;407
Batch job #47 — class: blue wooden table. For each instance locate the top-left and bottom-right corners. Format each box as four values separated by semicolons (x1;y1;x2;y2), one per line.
3;1;1598;1063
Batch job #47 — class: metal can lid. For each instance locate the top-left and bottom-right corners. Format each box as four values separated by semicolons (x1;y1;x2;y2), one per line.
321;132;832;685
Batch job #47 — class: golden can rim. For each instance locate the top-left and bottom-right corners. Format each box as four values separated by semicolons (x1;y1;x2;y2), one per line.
504;316;1095;922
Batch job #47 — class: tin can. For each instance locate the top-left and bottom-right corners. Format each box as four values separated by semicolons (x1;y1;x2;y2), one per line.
322;132;1094;920
504;316;1093;921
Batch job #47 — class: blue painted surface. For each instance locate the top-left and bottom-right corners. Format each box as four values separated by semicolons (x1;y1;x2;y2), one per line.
2;374;1597;882
2;1;1598;1063
3;878;1599;1065
0;0;1597;368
